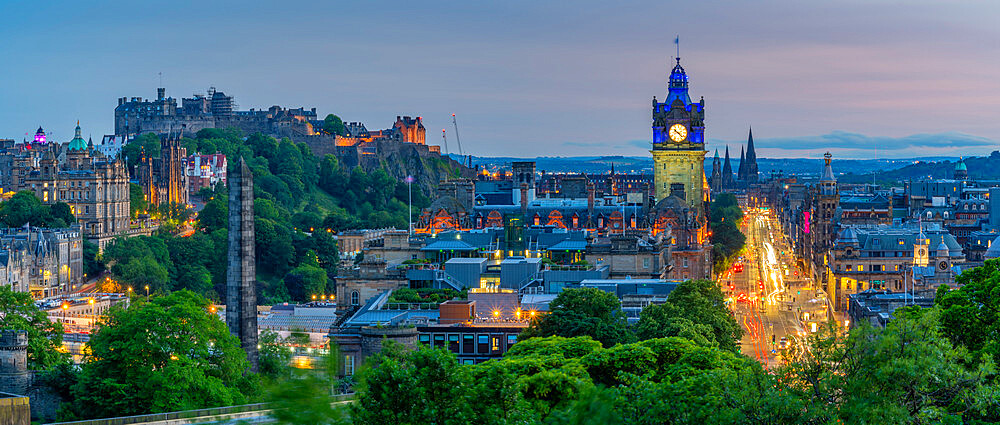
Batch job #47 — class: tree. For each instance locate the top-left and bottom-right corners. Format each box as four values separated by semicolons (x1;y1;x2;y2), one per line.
63;291;260;420
198;195;228;233
352;345;474;425
323;114;346;136
937;260;1000;364
82;240;105;277
520;288;633;347
637;279;742;352
0;287;66;369
283;261;329;301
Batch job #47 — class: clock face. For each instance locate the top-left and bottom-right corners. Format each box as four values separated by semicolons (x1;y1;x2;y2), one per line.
939;261;948;270
668;124;687;142
918;248;926;256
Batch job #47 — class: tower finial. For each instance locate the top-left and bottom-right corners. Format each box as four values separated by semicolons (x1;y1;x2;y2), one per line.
674;35;680;61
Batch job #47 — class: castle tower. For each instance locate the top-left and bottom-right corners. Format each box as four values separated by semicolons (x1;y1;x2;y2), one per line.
226;158;258;372
651;57;708;212
0;330;30;396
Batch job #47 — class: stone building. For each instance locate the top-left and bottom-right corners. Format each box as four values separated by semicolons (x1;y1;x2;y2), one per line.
185;153;227;194
135;137;188;207
828;223;965;310
115;87;318;140
651;58;708;210
0;226;83;297
3;124;130;250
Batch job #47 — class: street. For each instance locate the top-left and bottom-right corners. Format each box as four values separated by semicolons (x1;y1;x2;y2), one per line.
722;207;828;367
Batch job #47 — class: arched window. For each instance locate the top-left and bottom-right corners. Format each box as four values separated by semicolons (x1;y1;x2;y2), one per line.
351;291;360;306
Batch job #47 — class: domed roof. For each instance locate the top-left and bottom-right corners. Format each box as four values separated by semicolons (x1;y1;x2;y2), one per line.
835;227;859;245
985;235;1000;260
653;195;688;213
956;160;967;171
936;241;949;252
664;58;692;106
68;121;87;151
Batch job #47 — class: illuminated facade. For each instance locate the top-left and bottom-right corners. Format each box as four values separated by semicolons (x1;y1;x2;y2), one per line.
18;123;130;250
651;58;708;212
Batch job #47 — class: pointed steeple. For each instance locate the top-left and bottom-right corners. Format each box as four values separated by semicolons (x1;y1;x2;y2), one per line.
737;146;746;181
722;146;734;190
710;149;722;190
745;127;758;183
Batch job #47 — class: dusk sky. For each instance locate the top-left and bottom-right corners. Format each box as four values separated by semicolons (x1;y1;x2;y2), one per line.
2;0;998;159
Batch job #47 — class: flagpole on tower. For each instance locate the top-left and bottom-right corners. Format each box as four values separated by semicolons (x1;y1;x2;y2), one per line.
674;35;680;60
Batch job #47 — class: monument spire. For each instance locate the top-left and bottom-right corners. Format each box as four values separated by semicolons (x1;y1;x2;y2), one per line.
227;157;258;372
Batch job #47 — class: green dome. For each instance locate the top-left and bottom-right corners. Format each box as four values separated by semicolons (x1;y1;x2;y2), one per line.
956;160;967;171
68;121;86;150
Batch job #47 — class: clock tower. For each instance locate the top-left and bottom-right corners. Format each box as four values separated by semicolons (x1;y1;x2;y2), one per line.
651;57;708;212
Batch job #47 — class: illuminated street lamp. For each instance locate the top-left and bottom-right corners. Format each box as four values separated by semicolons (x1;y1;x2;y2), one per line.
145;285;150;301
61;301;69;325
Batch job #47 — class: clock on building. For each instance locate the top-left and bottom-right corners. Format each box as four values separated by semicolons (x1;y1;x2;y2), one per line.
938;260;949;271
668;124;687;142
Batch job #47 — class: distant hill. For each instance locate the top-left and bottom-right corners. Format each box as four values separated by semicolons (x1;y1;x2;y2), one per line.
466;155;930;178
839;151;1000;184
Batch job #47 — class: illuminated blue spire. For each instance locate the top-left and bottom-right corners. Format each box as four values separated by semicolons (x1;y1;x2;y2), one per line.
664;57;692;106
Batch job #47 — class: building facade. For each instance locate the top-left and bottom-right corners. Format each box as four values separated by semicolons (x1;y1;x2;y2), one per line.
650;58;708;211
6;124;130;249
136;138;188;207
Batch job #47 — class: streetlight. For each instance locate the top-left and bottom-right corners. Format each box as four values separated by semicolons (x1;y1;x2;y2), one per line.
144;285;150;301
61;301;69;325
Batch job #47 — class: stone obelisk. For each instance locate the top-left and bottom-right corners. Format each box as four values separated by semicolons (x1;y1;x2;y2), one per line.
226;157;258;372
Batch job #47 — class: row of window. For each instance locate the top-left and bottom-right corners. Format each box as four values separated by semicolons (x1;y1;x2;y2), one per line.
418;333;518;355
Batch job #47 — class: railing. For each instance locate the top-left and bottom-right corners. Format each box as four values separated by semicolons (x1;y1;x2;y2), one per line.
44;394;354;425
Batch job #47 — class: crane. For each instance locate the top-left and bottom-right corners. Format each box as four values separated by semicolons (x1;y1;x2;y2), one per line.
451;113;464;156
441;129;449;154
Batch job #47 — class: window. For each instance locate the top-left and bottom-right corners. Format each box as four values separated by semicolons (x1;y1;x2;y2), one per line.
448;334;460;352
491;336;501;352
507;334;517;346
434;334;445;348
643;258;650;269
857;265;863;271
463;334;474;353
898;239;905;245
462;359;475;365
682;258;689;268
345;355;355;375
350;291;360;306
846;265;853;271
419;334;430;345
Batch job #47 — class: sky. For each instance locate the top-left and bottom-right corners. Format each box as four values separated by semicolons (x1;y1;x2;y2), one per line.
1;0;999;159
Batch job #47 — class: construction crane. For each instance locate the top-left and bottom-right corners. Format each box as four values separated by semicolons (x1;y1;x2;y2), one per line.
441;129;449;154
451;113;464;156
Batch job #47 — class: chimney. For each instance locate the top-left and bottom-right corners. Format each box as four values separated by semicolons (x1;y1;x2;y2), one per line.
520;183;529;215
587;181;596;212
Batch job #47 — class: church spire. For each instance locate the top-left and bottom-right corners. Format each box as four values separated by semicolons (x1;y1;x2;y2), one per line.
722;146;734;190
744;127;758;183
737;146;746;181
710;149;722;191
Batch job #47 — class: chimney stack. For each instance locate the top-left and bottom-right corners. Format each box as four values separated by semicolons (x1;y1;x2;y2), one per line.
520;183;529;215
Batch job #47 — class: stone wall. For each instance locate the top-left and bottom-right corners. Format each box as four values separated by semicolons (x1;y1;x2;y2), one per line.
0;393;30;425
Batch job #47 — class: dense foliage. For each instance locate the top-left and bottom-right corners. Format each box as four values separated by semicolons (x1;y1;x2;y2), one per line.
60;291;261;420
709;193;746;273
520;287;633;347
0;191;75;228
0;286;66;369
353;307;1000;424
523;281;741;351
